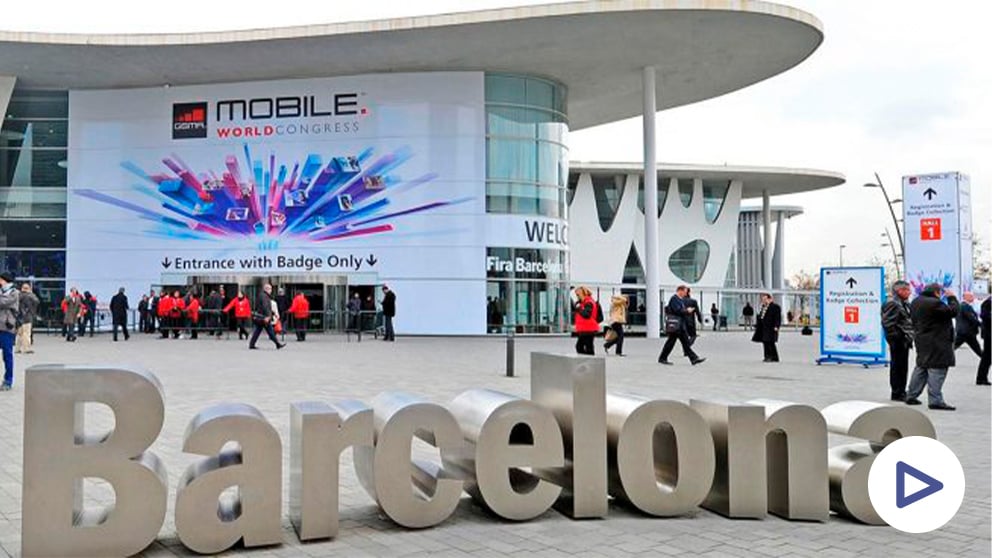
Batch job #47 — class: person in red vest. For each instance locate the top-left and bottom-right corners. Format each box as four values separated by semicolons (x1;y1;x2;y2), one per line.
223;291;252;340
288;292;311;342
157;290;173;339
169;290;186;339
572;286;601;355
186;293;201;340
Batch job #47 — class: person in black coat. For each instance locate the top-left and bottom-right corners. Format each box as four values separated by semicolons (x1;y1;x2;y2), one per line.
683;288;702;346
248;283;284;350
881;280;914;401
954;292;982;358
977;296;990;386
657;285;705;366
905;283;959;410
137;295;150;335
381;285;396;341
109;287;130;342
752;293;781;362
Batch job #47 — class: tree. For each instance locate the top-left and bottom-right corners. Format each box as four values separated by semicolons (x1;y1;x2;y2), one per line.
790;270;819;290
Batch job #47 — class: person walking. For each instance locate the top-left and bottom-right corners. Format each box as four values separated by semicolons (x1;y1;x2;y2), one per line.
381;285;396;341
742;301;755;330
248;284;284;350
187;293;201;339
289;291;311;341
0;272;20;391
603;293;628;356
572;286;600;355
954;292;982;358
157;290;172;338
905;284;959;411
109;287;130;342
223;291;252;340
881;280;914;401
683;288;702;346
347;292;362;333
657;285;705;366
977;296;990;386
16;283;39;354
710;303;719;332
752;293;782;362
80;291;98;337
62;288;84;342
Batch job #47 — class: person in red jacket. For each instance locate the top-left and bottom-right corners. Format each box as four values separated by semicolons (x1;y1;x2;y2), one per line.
288;292;311;342
157;290;173;339
572;286;601;355
223;291;252;340
186;293;201;340
169;290;186;339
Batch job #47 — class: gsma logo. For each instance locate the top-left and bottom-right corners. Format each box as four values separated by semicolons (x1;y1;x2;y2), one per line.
173;102;208;139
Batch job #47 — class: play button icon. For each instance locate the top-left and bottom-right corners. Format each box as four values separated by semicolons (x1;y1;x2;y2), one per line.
868;436;965;533
895;461;943;508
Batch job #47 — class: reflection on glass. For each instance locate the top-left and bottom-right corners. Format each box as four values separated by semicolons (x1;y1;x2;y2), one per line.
669;239;710;283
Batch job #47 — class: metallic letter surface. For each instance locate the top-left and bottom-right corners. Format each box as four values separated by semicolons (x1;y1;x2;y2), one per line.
448;389;564;520
354;392;465;528
174;404;283;554
290;400;373;540
22;365;168;558
529;353;608;518
606;395;715;516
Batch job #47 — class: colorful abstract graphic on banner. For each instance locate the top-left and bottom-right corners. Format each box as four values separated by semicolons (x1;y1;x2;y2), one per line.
902;172;972;296
819;267;887;363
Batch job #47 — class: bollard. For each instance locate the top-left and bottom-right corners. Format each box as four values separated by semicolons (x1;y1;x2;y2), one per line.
505;329;515;377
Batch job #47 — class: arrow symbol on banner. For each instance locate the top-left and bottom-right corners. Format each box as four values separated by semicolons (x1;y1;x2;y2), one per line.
161;257;172;269
846;277;858;288
923;187;937;200
366;254;378;267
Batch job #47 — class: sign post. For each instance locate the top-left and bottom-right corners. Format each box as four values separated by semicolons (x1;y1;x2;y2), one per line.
902;172;972;296
816;266;887;367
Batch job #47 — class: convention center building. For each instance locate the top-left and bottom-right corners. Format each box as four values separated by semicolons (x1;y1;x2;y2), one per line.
0;0;843;335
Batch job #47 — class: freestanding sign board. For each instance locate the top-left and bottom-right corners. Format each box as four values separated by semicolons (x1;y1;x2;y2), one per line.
902;172;973;296
817;266;887;367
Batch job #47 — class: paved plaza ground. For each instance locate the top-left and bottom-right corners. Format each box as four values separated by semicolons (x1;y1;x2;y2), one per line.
0;329;988;557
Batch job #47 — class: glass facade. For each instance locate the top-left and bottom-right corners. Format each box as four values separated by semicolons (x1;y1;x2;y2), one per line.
1;89;67;323
702;180;730;223
485;74;570;333
669;239;710;283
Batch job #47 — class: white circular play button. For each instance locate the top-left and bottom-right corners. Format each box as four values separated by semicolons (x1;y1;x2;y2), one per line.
867;436;965;533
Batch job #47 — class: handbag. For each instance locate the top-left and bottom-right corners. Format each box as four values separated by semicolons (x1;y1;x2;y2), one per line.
664;313;682;335
604;327;618;342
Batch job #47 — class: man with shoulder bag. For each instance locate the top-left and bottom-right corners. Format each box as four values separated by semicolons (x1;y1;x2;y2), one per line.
657;285;705;366
248;283;285;350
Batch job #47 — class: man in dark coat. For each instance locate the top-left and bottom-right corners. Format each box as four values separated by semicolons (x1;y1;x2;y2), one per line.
905;283;959;410
882;280;914;401
954;292;982;358
657;285;705;366
148;289;159;333
381;285;396;341
752;293;782;362
109;287;130;342
137;295;150;334
204;289;224;337
683;287;702;346
248;283;284;350
742;302;755;330
977;296;990;386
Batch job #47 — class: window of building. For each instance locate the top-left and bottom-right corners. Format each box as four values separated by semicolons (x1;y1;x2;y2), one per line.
668;239;710;283
702;180;730;223
636;175;668;217
0;219;66;248
622;245;644;285
591;174;625;231
677;179;694;208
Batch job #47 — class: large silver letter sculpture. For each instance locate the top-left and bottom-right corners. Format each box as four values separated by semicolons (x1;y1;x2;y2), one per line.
448;389;564;520
529;353;608;518
174;404;283;554
22;365;168;558
354;392;465;528
691;399;829;521
606;395;715;516
821;401;936;524
290;400;373;540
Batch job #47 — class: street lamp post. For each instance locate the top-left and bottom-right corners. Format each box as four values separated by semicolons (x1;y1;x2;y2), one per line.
881;230;900;269
839;244;847;267
863;172;905;276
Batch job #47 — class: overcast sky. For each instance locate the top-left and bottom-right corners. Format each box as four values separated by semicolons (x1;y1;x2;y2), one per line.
4;0;989;279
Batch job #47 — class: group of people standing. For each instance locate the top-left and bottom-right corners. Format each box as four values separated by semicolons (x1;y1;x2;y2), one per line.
882;282;990;411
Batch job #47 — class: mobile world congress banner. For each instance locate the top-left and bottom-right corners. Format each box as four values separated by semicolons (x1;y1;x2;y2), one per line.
818;267;887;366
902;172;973;296
67;72;487;334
